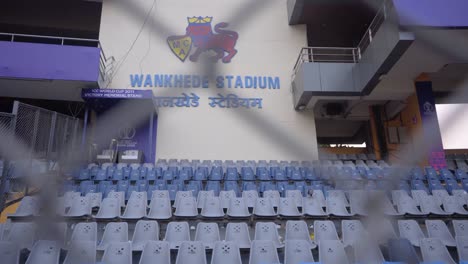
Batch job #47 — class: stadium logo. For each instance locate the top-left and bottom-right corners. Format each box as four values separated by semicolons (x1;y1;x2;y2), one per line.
167;16;239;63
423;101;435;114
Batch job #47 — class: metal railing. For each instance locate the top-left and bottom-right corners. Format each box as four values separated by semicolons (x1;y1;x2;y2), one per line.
292;0;392;77
0;32;115;88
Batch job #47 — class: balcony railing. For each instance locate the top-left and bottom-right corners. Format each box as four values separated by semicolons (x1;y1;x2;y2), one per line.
0;32;115;87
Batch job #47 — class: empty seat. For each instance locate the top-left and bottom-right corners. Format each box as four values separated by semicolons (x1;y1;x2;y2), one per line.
278;197;301;217
147;197;172;220
388;238;420;264
425;220;456;247
420;238;456;264
131;220;159;251
341;220;367;247
101;242;132;264
353;238;385;264
69;222;97;245
263;190;280;207
174;197;198;218
253;198;277;217
85;192;102;208
220;190;236;209
107;191;125;207
225;222;251;249
419;195;451;215
95;198;120;219
318;240;349;264
97;222;128;250
194;222;220;249
443;196;468;215
285;221;313;247
366;218;397;245
284;240;314;264
25;240;60;264
285;190;303;207
254;222;283;248
453;220;468;237
227;197;251;218
456;236;468;262
349;191;368;216
174;191;193;208
242;190;258;208
396;195;426;215
197;190;214;209
201;196;224;218
139;241;170;264
398;220;425;247
151;190;170;200
249;240;280;264
326;198;352;217
302;197;327;217
63;241;96;264
121;192;147;219
6;222;36;249
313;220;339;247
175;241;207;264
164;222;191;249
66;196;92;217
0;241;19;264
9;196;39;217
211;241;242;264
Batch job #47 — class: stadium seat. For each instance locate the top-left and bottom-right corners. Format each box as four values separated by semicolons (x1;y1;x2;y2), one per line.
25;240;60;264
175;241;207;264
341;220;367;247
211;241;242;264
65;196;92;218
456;236;468;263
121;192;147;219
101;242;132;264
388;238;420;264
164;222;191;249
197;190;214;209
95;198;120;219
174;191;193;208
398;220;426;247
9;196;39;217
227;197;251;218
284;240;314;264
194;222;220;249
318;240;349;264
263;190;280;207
285;190;303;207
285;221;313;247
131;220;159;251
249;240;280;264
85;192;102;208
313;220;339;248
97;222;128;250
201;196;224;218
174;197;198;218
0;242;19;264
225;222;251;249
453;220;468;237
420;238;456;264
419;195;451;215
242;190;258;208
63;241;96;264
326;197;352;217
139;241;171;264
395;195;426;216
69;222;97;245
147;197;172;220
254;222;283;248
425;220;456;247
354;237;385;264
253;197;277;217
302;196;327;217
278;197;301;217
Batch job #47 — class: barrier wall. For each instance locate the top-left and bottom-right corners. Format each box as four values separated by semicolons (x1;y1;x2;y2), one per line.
99;0;318;161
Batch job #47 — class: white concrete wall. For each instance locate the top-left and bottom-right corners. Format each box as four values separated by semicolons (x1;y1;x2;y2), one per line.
99;0;318;161
436;104;468;150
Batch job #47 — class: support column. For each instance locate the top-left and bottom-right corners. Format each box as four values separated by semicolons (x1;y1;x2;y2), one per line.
414;74;447;169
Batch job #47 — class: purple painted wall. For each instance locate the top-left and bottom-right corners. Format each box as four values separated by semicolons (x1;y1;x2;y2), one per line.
393;0;468;27
0;41;100;81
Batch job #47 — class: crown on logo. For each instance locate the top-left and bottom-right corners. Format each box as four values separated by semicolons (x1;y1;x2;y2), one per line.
187;16;213;24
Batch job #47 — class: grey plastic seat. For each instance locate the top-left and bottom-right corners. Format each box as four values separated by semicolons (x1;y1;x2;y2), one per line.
411;190;429;205
66;196;92;217
147;197;172;220
327;190;349;206
249;240;280;264
398;220;426;247
443;196;468;215
452;190;468;206
302;197;327;216
201;196;224;218
374;191;403;216
349;191;368;216
310;190;326;207
420;238;456;264
318;240;350;264
151;190;170;200
10;196;39;217
97;222;129;250
174;191;194;208
278;197;301;217
121;192;147;219
211;241;242;264
175;241;207;264
285;190;303;207
85;192;102;208
36;222;67;248
366;218;397;245
174;197;198;217
254;222;283;248
131;220;160;251
225;222;251;249
227;197;251;218
6;222;36;249
326;198;352;217
285;221;313;248
69;222;97;246
0;241;20;264
194;222;220;249
396;195;426;215
425;220;456;247
263;190;280;207
388;238;420;264
453;220;468;237
432;189;450;205
242;190;258;208
25;240;60;264
101;242;132;264
139;241;170;264
63;241;96;264
284;240;314;264
108;191;126;207
197;191;214;209
456;236;468;262
313;220;339;247
164;222;191;249
353;237;385;264
419;195;451;215
63;191;81;208
220;190;236;209
341;220;368;247
253;198;277;217
392;190;410;205
95;198;120;219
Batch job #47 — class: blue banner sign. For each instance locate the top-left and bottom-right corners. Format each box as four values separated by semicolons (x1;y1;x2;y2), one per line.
130;74;280;90
82;88;153;99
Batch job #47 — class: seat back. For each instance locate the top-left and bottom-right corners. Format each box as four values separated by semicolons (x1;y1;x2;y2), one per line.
101;242;132;264
98;222;128;250
148;197;172;220
194;222;220;249
175;241;207;264
139;241;170;264
121;193;147;219
211;241;241;264
453;220;468;237
285;220;312;247
201;197;224;217
132;220;159;251
302;197;327;216
174;197;198;217
164;222;190;249
365;218;397;245
313;220;339;245
67;196;92;217
107;191;125;207
254;222;282;248
284;240;314;264
388;238;420;264
253;198;277;217
420;238;456;264
318;240;349;264
419;195;449;215
285;190;303;207
242;190;258;208
0;241;19;264
263;190;280;207
95;198;120;219
341;220;367;247
11;196;39;217
225;222;251;249
397;220;425;247
197;190;214;209
6;222;36;249
85;192;102;208
278;197;301;217
227;197;250;217
70;222;97;244
219;190;236;209
425;220;456;247
63;241;96;264
353;238;384;264
249;240;280;264
396;195;424;215
174;191;193;208
456;236;468;262
25;240;60;264
443;196;468;214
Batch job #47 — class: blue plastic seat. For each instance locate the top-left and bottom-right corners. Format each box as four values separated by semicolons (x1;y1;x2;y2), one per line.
206;181;221;196
112;169;124;181
256;167;270;181
209;166;224;181
94;168;107;181
129;168;140;181
411;180;428;192
241;167;255;181
154;180;167;190
126;185;139;200
271;167;287;181
242;182;257;191
302;167;318;180
194;167;208;181
167;184;179;201
118;180;130;192
78;168;90;180
122;167;131;179
137;180;148;192
258;182;275;193
225;181;240;196
440;169;455;181
226;167;239;181
163;168;176;181
428;179;444;191
185;182;200;197
104;184;118;196
178;167;193;181
456;169;468;180
446;179;462;193
98;181;113;193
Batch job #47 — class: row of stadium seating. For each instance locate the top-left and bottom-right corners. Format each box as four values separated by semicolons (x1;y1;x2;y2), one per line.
1;219;467;263
10;188;468;219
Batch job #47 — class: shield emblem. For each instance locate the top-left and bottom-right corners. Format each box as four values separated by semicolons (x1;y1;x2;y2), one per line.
167;35;192;62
